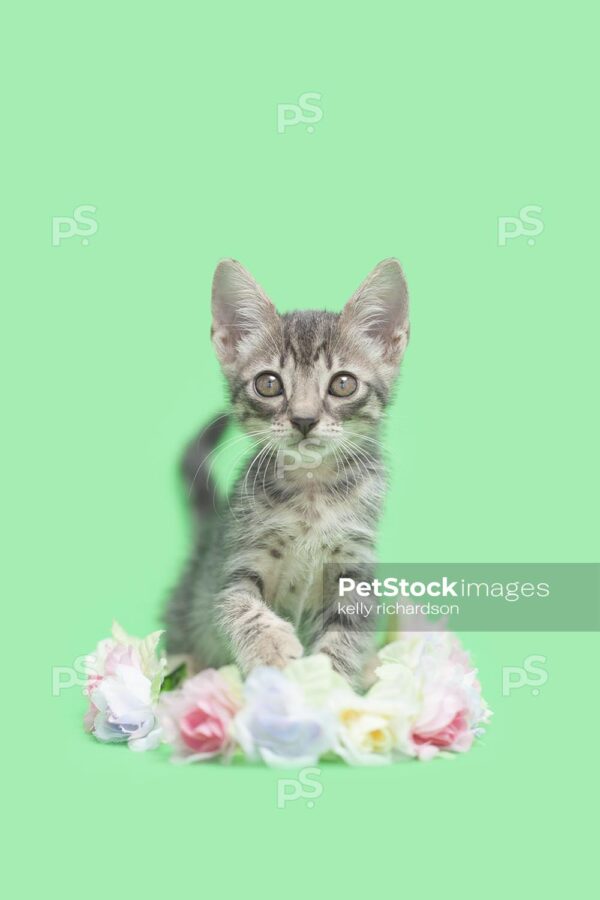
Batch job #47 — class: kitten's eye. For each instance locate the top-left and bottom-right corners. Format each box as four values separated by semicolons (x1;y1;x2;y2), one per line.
254;372;284;398
329;373;358;397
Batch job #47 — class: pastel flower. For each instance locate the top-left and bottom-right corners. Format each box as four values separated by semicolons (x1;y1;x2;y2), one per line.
158;668;241;763
217;664;245;707
233;667;335;767
84;621;166;702
375;632;491;760
83;622;167;751
89;663;162;751
331;679;415;766
284;654;407;766
284;653;350;707
81;621;490;766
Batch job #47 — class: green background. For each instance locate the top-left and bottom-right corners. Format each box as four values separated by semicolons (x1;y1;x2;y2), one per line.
3;1;598;897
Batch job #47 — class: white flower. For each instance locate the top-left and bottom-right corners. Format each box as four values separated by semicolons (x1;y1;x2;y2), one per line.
285;654;350;707
233;667;335;767
85;621;166;701
83;622;166;751
330;679;416;765
288;653;415;766
90;663;162;751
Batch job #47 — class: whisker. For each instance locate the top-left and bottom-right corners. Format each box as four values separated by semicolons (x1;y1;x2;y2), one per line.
240;442;272;499
247;441;274;505
337;437;379;481
341;429;384;449
188;428;270;498
214;438;270;519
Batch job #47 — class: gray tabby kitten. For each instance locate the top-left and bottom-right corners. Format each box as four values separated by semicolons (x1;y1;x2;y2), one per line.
165;258;409;684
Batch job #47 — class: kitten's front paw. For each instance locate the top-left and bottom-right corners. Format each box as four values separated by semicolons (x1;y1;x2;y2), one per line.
313;639;357;683
242;619;304;673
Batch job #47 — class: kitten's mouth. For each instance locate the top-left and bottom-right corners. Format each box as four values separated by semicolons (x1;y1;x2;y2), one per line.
281;432;331;447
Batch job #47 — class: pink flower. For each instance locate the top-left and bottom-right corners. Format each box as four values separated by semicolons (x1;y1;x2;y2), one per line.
158;669;242;762
375;632;491;760
412;710;473;759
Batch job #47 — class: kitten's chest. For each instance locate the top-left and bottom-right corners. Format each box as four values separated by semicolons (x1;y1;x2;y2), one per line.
270;492;349;555
266;528;328;624
261;494;356;616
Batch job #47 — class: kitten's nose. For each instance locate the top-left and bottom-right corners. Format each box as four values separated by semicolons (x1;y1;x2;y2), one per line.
290;416;318;437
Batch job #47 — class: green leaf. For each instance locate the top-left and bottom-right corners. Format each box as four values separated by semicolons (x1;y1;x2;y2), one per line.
160;662;188;693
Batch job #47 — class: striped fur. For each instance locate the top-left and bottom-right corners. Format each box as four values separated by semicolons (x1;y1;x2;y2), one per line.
164;259;409;685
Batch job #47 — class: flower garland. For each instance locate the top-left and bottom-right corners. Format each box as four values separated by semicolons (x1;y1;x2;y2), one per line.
83;623;491;765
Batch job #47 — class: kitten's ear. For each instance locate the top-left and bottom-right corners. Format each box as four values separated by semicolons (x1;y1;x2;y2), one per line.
211;259;279;365
340;258;410;362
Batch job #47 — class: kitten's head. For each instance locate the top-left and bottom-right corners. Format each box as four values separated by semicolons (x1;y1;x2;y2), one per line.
211;259;409;451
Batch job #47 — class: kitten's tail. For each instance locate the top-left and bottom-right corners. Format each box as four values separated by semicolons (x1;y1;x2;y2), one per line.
181;413;230;514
